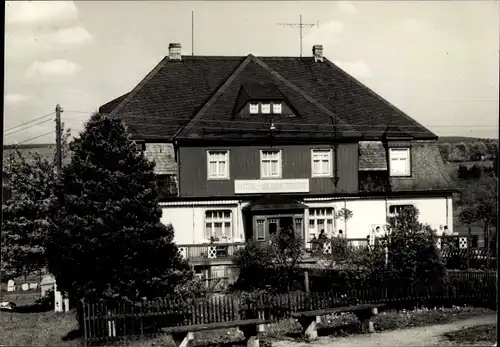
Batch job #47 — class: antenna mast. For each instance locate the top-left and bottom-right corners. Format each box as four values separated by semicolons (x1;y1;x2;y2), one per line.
277;15;319;57
191;11;194;56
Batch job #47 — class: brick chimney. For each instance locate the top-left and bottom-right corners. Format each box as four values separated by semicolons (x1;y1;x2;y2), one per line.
312;45;323;62
168;43;182;61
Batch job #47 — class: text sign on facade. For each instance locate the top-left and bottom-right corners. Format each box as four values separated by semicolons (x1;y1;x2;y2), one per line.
234;179;310;194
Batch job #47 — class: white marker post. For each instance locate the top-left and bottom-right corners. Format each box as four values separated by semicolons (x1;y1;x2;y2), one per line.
54;282;63;313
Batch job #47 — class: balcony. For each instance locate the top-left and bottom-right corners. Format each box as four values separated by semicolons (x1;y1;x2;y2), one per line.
177;238;372;264
177;243;246;265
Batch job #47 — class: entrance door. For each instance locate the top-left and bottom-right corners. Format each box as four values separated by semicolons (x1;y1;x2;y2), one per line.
268;218;279;239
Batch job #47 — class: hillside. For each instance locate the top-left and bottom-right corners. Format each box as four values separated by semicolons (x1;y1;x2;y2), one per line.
438;136;498;144
437;137;498;163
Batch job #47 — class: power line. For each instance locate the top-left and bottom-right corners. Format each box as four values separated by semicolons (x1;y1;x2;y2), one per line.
16;131;55;145
4;117;54;137
4;112;55;132
62;110;500;129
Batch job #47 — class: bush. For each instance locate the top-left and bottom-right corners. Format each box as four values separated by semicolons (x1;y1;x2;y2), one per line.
386;206;446;286
234;228;304;293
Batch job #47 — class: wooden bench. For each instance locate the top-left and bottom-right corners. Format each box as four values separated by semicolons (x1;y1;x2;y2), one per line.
291;303;386;341
160;318;272;347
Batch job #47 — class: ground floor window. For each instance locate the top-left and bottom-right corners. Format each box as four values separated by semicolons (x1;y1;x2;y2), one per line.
205;210;232;241
308;208;335;237
388;204;414;215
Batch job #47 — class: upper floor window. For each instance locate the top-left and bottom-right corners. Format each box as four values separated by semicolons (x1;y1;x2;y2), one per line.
207;150;229;179
311;149;332;177
389;148;411;176
205;210;232;241
261;103;271;114
249;103;259;114
260;150;281;178
272;103;282;114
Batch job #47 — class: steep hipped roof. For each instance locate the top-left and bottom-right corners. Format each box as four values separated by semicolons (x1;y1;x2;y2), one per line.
103;54;437;141
99;93;129;114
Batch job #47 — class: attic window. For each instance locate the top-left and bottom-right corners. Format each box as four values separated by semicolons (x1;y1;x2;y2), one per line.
249;104;259;114
272;103;282;114
261;103;271;114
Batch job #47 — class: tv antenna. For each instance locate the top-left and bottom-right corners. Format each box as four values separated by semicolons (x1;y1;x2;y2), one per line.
277;15;319;57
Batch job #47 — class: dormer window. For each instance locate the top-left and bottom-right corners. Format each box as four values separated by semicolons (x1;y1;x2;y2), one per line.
249;103;259;114
261;103;271;114
272;103;282;114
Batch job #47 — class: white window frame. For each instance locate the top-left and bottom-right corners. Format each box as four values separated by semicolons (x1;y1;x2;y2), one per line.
249;103;259;114
272;103;282;114
388;204;414;216
311;149;333;177
205;210;232;241
261;103;271;114
308;208;335;237
255;219;266;241
389;148;411;177
207;150;229;180
260;149;282;178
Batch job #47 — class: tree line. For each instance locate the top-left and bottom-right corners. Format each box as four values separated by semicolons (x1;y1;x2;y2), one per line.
438;139;498;163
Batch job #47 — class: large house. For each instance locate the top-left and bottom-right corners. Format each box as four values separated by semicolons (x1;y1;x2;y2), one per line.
99;43;456;282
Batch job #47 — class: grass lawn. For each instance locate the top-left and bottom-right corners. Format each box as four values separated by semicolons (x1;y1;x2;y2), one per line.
0;292;495;347
444;324;497;344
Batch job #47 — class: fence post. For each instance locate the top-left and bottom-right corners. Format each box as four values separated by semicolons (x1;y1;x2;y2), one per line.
81;299;88;347
304;271;310;293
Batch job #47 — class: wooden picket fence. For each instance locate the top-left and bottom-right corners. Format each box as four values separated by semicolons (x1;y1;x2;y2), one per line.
81;279;497;346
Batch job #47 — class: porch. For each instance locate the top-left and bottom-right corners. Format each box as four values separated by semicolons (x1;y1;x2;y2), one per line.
177;234;494;264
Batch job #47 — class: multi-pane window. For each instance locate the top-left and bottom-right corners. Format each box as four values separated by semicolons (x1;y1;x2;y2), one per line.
256;219;265;241
249;104;259;114
311;149;332;177
389;204;413;215
272;103;282;114
205;210;232;240
389;148;411;176
308;208;335;236
261;103;271;114
207;150;229;179
260;150;281;178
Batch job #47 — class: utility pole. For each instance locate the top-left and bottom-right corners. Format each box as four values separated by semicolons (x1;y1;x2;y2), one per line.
277;15;319;57
55;104;63;174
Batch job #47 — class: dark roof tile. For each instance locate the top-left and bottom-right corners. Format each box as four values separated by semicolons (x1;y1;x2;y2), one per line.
100;54;437;141
359;141;387;170
390;142;455;191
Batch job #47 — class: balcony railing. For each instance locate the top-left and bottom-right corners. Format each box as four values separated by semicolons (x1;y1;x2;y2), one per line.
307;238;371;256
177;235;494;262
177;243;246;261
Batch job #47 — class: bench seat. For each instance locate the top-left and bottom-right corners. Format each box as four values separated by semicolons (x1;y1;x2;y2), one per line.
291;303;386;341
160;318;271;347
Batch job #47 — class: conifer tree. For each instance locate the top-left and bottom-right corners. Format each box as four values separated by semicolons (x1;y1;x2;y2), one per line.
46;113;192;301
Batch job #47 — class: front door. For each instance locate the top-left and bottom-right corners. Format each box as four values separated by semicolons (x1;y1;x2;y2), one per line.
253;215;303;242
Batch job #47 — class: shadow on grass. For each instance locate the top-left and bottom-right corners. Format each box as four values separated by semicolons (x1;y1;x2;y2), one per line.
444;324;496;344
62;329;83;341
11;304;52;313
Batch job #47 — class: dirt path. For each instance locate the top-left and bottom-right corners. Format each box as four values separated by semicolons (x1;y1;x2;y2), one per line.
271;314;497;347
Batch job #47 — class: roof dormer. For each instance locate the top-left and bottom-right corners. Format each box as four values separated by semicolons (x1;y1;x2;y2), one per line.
233;82;297;118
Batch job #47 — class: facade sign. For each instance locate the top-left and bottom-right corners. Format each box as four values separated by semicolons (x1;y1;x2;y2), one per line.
234;179;310;194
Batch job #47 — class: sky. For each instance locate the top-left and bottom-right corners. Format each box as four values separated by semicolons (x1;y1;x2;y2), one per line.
3;1;499;145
